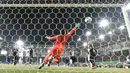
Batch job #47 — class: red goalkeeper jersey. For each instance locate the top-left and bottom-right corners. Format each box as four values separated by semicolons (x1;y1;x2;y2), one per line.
48;27;76;47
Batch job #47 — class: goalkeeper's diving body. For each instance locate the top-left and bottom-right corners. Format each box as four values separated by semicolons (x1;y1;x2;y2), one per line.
39;23;80;69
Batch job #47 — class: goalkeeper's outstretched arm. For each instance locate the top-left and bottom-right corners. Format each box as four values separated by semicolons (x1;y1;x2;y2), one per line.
45;35;60;40
67;23;80;36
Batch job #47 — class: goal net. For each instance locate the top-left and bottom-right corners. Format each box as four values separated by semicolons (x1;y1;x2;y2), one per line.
0;0;130;73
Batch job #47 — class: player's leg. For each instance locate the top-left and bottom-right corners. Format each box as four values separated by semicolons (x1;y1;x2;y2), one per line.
29;57;33;65
48;58;61;67
90;56;96;69
47;49;61;67
39;47;56;69
39;55;50;69
47;58;59;67
13;55;17;65
91;49;97;69
12;55;15;65
15;55;19;65
47;47;59;67
57;59;60;66
52;58;59;63
25;57;28;65
13;56;15;65
47;55;55;66
39;55;55;68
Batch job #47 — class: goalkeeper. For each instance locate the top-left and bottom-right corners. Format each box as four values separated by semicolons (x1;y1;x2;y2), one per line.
87;41;97;69
39;23;80;69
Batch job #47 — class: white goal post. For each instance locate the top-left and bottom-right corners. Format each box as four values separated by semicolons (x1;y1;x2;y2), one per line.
0;4;123;7
122;2;130;37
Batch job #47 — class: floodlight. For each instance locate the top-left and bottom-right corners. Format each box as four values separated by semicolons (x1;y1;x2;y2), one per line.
99;19;109;27
16;40;24;46
86;31;91;36
0;37;2;40
99;34;105;39
119;25;125;30
77;38;81;41
1;50;7;55
125;3;130;10
83;42;87;47
47;49;50;53
108;31;112;35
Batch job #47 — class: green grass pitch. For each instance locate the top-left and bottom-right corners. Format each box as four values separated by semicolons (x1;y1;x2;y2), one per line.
0;64;130;73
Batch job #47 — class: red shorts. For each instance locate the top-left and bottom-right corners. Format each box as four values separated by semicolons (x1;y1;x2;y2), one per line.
49;45;64;59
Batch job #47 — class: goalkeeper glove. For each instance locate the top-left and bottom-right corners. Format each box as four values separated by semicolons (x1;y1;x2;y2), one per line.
45;36;49;39
75;23;80;28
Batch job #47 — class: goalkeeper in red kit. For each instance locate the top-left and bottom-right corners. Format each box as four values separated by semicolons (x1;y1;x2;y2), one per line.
39;23;80;69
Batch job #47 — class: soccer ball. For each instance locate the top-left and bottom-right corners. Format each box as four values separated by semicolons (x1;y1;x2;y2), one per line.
85;17;92;23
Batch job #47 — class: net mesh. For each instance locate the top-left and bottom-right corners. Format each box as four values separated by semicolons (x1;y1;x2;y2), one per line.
0;0;130;73
0;0;126;4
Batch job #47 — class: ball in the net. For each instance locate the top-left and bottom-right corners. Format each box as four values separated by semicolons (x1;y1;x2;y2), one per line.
85;17;92;23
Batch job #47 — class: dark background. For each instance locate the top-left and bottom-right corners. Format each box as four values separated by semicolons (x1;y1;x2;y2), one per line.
0;7;127;49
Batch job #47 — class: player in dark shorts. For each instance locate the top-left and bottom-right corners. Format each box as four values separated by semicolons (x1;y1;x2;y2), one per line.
87;42;97;69
29;48;33;65
12;48;19;65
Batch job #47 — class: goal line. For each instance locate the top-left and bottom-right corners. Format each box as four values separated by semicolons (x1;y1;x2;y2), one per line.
0;4;124;7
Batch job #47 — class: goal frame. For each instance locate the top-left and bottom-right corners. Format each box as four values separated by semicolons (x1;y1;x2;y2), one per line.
0;4;123;7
